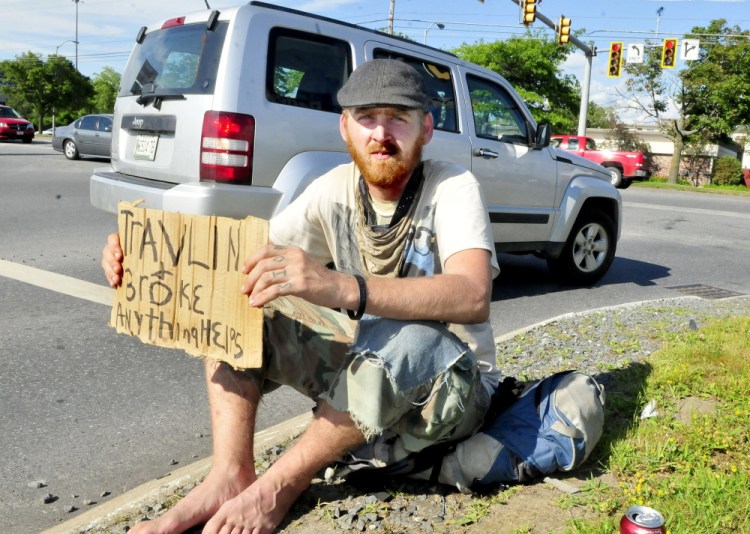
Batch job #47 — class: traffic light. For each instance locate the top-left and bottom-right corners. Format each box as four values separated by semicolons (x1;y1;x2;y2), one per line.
661;38;678;68
521;0;536;25
608;42;623;78
557;16;571;45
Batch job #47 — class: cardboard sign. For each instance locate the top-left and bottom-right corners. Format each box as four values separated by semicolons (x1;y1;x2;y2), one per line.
110;201;268;368
110;202;356;369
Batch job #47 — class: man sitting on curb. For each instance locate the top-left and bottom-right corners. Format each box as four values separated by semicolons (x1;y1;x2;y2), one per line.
101;58;500;534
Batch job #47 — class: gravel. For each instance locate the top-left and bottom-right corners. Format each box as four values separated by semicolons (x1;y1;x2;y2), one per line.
73;295;750;533
494;296;750;383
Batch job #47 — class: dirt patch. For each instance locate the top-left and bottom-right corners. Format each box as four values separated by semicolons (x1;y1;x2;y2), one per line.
675;396;718;424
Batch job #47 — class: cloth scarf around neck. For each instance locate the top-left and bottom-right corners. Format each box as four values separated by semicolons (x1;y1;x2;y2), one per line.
354;163;425;279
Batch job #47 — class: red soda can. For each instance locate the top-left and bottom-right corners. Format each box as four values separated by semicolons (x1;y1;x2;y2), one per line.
620;506;666;533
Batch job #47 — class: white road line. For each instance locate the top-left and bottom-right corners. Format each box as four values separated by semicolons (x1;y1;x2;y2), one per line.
0;259;113;306
624;201;750;220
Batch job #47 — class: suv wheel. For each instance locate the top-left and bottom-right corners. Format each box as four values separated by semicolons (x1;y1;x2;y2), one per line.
548;209;616;286
64;140;80;160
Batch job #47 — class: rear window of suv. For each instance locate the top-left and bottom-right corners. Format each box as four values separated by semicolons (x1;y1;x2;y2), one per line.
119;21;228;97
266;28;351;113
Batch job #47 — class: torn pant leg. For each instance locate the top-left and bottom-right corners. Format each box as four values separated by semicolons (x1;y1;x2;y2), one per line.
324;315;490;453
243;309;490;455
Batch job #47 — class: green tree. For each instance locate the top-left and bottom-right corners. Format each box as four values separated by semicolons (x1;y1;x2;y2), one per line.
452;34;580;133
589;103;652;156
91;67;121;113
681;20;750;137
620;44;688;183
620;20;750;184
586;102;617;129
0;51;92;130
604;122;652;154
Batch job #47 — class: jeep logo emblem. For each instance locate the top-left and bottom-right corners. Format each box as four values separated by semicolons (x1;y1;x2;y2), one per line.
132;117;144;128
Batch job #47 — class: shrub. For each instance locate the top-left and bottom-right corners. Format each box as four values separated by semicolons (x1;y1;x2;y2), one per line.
712;156;743;186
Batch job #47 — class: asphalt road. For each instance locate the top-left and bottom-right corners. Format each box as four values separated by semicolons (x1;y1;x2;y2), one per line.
490;181;750;335
1;139;748;533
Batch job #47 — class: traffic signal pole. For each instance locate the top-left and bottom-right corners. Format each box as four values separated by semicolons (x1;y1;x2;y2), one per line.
508;0;595;136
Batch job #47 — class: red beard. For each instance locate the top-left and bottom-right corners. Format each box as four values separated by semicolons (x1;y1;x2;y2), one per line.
347;133;424;189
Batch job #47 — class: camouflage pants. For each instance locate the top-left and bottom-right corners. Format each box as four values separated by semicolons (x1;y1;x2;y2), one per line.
244;308;490;453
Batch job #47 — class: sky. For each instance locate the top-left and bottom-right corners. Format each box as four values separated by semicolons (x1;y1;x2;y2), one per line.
2;0;749;112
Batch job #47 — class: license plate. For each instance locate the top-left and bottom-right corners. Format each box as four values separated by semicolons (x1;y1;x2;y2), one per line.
134;134;159;161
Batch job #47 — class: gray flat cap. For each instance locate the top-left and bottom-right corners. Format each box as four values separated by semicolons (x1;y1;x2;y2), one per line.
337;59;428;111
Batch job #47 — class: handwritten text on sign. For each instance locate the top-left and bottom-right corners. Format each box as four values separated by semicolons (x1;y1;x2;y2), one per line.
110;202;268;369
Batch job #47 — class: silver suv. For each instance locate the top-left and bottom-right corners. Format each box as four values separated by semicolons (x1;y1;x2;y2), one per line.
90;1;621;285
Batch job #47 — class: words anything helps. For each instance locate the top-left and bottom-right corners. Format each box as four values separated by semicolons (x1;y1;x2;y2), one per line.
110;202;268;369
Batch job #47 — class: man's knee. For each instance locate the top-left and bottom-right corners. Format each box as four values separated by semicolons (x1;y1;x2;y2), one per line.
325;324;489;451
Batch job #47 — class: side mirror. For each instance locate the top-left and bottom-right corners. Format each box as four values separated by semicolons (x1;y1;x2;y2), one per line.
532;123;551;150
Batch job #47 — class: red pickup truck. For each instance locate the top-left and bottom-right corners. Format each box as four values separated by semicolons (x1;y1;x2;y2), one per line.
551;135;651;189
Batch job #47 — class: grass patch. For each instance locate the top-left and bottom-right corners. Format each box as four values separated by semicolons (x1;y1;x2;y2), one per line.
564;315;750;533
632;179;750;196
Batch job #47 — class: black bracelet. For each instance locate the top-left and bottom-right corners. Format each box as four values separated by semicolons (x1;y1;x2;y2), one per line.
347;274;367;320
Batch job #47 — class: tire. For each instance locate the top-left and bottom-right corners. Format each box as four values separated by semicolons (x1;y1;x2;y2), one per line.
22;137;33;144
618;179;633;189
608;167;623;188
63;139;80;160
547;209;617;286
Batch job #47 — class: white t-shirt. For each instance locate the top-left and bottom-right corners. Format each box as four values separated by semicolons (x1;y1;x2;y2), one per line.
270;160;501;391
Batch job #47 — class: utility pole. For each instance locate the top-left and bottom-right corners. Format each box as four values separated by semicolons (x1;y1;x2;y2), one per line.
507;0;595;136
73;0;80;70
388;0;395;34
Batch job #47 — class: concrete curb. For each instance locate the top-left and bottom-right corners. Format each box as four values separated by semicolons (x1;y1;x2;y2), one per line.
42;413;312;534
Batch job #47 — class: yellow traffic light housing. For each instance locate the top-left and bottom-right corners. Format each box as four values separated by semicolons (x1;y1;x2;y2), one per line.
557;16;571;45
608;42;623;78
661;38;678;68
521;0;536;25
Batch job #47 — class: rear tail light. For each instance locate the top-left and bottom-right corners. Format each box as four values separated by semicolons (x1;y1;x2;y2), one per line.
200;111;254;183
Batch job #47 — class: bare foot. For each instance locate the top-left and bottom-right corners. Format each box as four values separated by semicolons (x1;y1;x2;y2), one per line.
201;468;308;534
129;465;257;534
201;401;364;534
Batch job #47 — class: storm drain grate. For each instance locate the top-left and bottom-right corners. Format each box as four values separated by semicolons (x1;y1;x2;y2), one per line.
666;284;746;300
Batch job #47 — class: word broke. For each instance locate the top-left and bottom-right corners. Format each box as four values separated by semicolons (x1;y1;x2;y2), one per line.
110;202;268;369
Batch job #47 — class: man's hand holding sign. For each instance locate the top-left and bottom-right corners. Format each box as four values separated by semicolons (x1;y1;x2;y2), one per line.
107;202;355;370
